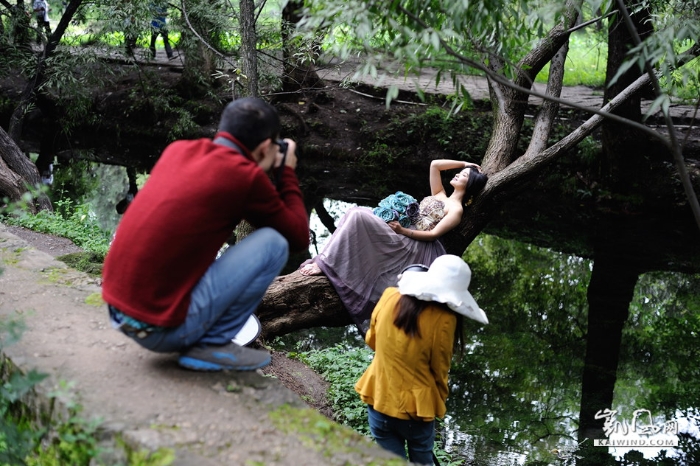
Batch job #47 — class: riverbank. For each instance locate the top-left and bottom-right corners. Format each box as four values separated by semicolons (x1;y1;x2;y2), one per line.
0;223;396;465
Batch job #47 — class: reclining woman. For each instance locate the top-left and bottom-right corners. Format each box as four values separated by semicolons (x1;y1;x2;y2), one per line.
299;159;488;331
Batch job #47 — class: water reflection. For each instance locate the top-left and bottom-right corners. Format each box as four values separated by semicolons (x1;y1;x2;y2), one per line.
82;181;699;464
443;236;699;464
275;325;365;351
299;206;700;465
86;163;130;234
53;161;130;235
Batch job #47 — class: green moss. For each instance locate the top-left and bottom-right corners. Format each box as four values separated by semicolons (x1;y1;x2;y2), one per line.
84;293;104;307
268;405;404;465
42;267;73;285
114;436;176;466
57;252;104;276
1;247;22;265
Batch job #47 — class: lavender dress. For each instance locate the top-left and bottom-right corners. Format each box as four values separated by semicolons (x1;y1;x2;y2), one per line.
303;200;447;330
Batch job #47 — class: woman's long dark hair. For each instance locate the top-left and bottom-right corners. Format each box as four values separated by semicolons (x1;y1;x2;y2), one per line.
394;294;465;356
465;170;488;197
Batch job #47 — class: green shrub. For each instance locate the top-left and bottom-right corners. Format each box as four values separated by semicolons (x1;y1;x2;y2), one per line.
2;199;111;260
1;317;101;465
295;344;373;435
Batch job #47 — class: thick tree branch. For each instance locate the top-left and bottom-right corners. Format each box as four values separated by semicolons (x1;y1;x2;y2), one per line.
0;127;38;210
258;272;352;339
486;73;656;199
524;41;569;158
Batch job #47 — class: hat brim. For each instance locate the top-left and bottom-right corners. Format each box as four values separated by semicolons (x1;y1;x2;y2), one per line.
398;270;489;324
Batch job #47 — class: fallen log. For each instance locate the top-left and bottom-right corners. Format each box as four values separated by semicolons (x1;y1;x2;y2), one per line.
257;270;353;340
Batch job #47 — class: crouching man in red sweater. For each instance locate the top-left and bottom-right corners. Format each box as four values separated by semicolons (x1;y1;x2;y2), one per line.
101;97;309;371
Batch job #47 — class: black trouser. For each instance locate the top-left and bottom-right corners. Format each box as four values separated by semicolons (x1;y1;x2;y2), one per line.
35;16;50;43
149;28;173;59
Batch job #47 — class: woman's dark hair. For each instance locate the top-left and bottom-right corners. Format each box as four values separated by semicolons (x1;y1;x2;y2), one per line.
394;294;428;338
465;169;488;197
217;97;281;152
394;294;465;356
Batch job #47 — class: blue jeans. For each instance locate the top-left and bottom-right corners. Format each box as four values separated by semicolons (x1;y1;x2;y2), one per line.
120;227;288;352
367;405;435;465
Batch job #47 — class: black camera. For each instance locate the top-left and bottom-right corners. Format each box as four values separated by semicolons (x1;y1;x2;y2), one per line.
276;139;289;156
274;139;289;191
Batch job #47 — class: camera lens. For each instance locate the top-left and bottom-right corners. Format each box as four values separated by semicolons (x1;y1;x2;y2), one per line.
277;139;288;155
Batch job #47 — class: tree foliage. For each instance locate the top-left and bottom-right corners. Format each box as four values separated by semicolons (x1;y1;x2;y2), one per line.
299;0;700;231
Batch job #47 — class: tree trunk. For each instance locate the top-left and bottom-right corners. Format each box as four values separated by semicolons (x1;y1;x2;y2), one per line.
239;0;258;97
281;0;324;93
600;0;653;188
258;272;352;341
576;4;652;461
0;128;31;208
577;248;639;465
0;126;45;211
481;1;580;173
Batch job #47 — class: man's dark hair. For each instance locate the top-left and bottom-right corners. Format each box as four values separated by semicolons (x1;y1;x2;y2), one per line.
218;97;281;151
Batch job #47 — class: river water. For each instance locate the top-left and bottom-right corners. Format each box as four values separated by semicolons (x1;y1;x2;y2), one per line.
89;165;699;465
278;200;700;466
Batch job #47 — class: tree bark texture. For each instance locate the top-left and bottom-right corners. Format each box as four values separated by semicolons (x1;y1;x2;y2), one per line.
0;126;47;211
239;0;258;97
258;272;353;340
0;128;31;208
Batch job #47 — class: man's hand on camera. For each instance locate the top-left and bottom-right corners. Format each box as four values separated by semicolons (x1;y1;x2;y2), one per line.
276;138;297;170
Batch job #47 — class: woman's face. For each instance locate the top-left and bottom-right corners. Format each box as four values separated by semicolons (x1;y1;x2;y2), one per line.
451;168;471;189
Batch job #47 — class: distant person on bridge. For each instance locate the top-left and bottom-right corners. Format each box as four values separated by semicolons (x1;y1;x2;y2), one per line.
32;0;51;44
148;1;176;60
102;97;308;371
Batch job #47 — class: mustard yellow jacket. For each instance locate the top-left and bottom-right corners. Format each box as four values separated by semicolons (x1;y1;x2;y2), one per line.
354;287;456;421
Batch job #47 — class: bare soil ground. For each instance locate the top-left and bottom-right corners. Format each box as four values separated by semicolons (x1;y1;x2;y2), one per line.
3;224;334;419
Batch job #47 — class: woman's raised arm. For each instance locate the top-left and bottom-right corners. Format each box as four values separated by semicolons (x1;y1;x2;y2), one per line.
429;159;480;196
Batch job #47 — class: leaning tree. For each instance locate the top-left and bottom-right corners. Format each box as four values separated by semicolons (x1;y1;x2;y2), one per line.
260;0;699;336
0;0;86;211
256;0;700;452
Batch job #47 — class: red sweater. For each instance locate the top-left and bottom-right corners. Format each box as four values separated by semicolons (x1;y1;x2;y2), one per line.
102;132;309;327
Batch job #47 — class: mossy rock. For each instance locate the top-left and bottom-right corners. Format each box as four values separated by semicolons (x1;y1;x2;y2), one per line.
57;252;104;276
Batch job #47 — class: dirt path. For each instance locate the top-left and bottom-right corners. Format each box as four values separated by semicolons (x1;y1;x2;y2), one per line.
0;224;389;465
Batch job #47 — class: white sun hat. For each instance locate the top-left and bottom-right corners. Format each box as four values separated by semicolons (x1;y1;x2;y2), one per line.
397;254;488;324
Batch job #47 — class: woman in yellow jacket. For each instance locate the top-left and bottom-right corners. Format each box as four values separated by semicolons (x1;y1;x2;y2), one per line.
355;255;488;465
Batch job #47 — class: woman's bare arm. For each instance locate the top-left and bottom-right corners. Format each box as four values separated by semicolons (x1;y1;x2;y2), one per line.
429;159;480;196
387;206;462;241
